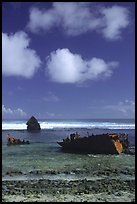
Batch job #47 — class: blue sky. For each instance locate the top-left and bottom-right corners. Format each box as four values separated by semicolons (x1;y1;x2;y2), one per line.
2;2;135;119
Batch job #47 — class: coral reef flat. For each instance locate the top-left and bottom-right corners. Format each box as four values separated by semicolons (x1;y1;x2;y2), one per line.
2;126;135;202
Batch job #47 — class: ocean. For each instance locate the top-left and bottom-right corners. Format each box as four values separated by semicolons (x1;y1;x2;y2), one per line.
2;118;135;177
2;118;135;201
2;118;135;144
2;118;135;131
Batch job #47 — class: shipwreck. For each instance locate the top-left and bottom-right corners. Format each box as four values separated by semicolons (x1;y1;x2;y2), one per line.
57;132;130;154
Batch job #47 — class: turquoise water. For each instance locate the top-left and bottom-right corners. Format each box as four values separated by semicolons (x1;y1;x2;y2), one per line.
2;119;135;180
2;142;135;177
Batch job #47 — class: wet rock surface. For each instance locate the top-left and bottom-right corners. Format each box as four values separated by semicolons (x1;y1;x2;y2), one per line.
26;116;41;132
2;166;135;202
2;179;135;195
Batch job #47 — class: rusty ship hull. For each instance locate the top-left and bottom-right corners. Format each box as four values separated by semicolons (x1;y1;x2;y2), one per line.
57;134;128;154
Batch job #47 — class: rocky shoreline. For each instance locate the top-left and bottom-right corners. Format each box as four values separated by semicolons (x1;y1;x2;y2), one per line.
2;166;135;202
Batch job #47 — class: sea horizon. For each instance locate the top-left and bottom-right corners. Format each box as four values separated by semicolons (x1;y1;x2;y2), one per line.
2;117;135;120
2;118;135;131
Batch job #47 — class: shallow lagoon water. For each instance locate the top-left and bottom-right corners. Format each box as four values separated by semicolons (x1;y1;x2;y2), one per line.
2;119;135;202
2;126;135;174
2;140;135;177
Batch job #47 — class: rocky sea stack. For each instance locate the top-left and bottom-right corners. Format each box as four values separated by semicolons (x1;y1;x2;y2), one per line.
26;116;41;132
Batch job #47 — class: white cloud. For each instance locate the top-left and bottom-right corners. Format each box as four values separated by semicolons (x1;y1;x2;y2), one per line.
53;2;101;36
2;105;13;115
46;48;118;83
43;92;60;102
100;6;129;40
89;100;135;118
27;7;58;33
2;105;27;118
27;3;130;40
103;100;135;116
15;108;27;116
2;31;41;78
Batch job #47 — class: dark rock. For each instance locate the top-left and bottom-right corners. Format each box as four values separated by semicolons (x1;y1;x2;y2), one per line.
26;116;41;132
131;199;135;202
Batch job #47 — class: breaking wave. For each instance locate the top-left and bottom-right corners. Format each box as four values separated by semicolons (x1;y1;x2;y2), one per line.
2;119;135;130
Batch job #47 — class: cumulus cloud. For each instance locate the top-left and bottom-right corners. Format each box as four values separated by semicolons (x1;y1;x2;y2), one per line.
27;2;130;40
53;2;101;36
27;7;58;33
2;105;27;118
2;31;41;78
46;48;118;83
100;6;129;40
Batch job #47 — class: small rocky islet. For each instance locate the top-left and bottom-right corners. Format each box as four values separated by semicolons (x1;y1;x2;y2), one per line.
26;116;41;132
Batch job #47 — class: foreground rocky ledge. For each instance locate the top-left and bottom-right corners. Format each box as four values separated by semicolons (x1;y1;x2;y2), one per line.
2;151;135;202
2;192;135;202
2;177;135;202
